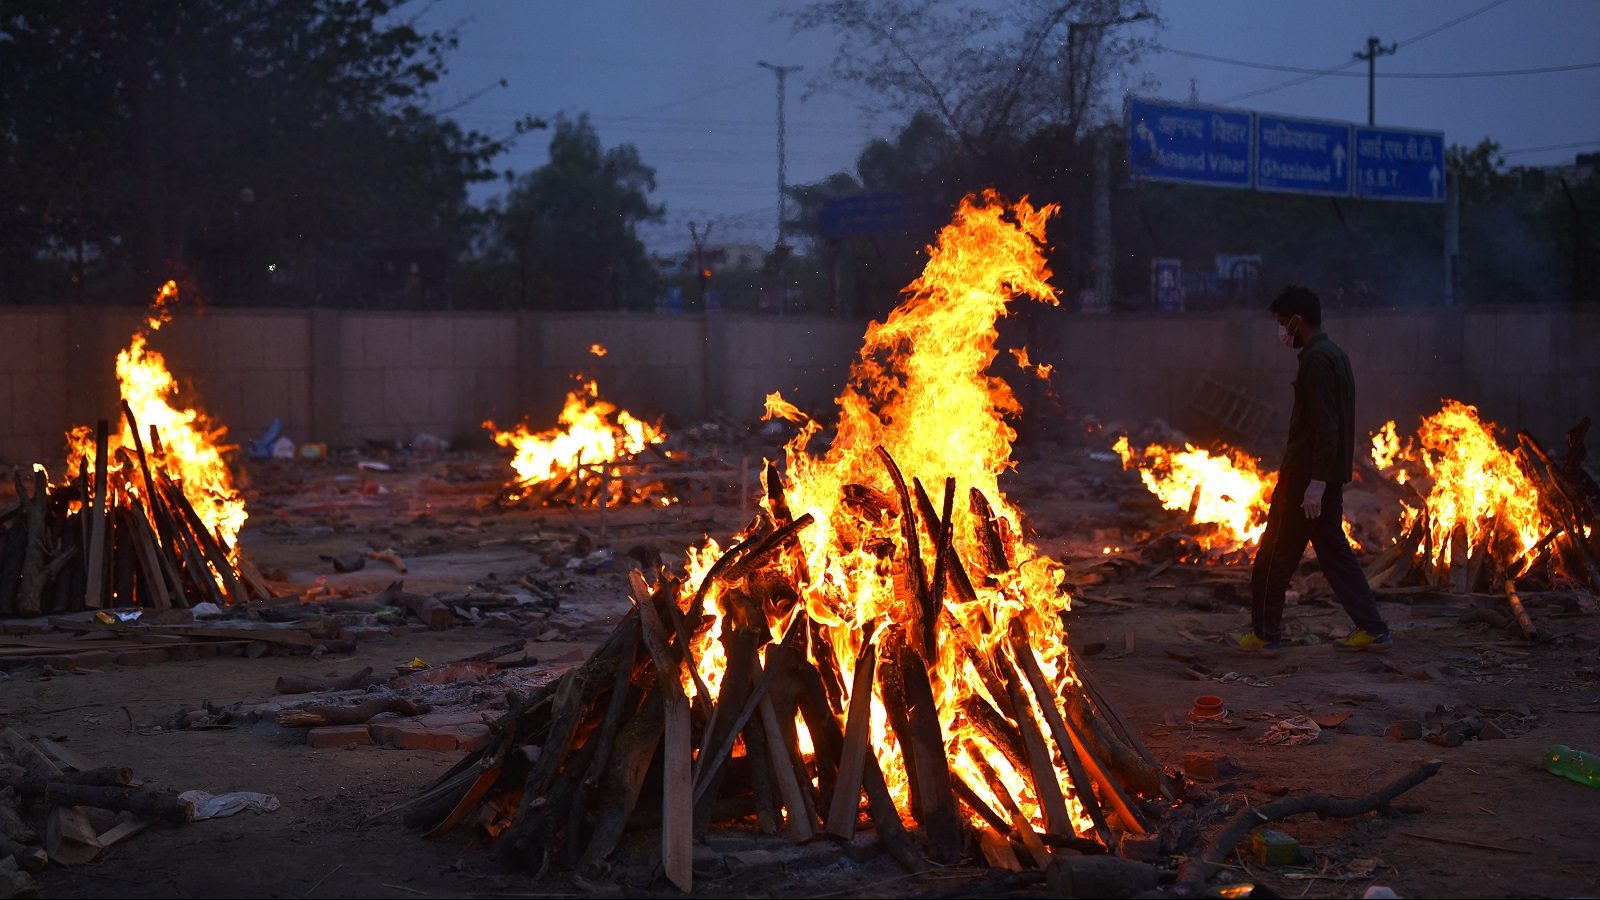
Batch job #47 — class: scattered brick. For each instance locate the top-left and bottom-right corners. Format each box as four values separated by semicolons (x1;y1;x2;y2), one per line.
308;725;372;749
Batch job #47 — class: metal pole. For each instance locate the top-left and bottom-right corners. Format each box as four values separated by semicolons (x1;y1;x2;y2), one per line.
758;61;803;313
1353;36;1396;126
1444;169;1459;305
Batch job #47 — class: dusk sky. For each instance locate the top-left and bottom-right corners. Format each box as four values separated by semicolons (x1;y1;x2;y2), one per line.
422;1;1600;257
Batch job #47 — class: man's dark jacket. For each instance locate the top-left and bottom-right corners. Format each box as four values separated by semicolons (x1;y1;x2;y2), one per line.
1280;332;1356;490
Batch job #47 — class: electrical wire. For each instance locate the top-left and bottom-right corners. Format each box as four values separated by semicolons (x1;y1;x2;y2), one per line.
1214;0;1519;103
1156;46;1600;79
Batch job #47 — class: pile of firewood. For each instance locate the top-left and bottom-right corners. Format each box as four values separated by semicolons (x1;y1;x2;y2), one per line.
1365;420;1600;601
406;452;1175;891
0;405;269;618
2;727;195;892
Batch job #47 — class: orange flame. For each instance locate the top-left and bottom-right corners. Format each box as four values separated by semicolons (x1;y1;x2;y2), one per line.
485;379;666;500
680;191;1095;834
1112;434;1276;552
1371;400;1549;568
67;281;247;557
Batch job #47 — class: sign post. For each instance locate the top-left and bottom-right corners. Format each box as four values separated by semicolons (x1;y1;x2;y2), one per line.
1126;97;1253;189
1255;114;1353;197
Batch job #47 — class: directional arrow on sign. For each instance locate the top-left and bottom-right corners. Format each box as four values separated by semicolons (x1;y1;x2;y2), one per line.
1333;143;1346;178
1429;165;1441;197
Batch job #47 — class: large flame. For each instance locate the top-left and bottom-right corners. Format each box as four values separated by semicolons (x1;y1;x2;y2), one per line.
484;366;666;502
1112;434;1276;552
67;281;247;554
1371;400;1549;568
680;192;1094;834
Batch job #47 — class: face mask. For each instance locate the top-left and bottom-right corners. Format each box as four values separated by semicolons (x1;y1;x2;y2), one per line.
1278;323;1294;348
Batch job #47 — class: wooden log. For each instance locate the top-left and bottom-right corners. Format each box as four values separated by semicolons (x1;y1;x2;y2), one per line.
691;607;761;839
121;491;173;610
1046;856;1161;898
276;695;428;727
634;591;693;892
1069;657;1172;800
577;679;665;875
1503;579;1539;641
971;487;1012;576
0;729;60;779
159;474;249;606
1000;662;1071;838
0;767;135;794
82;420;110;610
15;468;51;616
1062;682;1167;802
874;628;922;821
18;783;193;823
757;694;816;841
120;402;189;606
1176;760;1443;891
399;590;454;630
1009;621;1115;846
976;823;1024;872
896;637;964;863
274;666;377;695
0;831;46;873
960;694;1029;778
0;789;36;843
964;741;1050;867
825;635;877;838
876;448;929;640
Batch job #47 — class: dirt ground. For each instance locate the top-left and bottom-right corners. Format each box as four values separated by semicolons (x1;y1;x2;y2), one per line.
5;440;1599;899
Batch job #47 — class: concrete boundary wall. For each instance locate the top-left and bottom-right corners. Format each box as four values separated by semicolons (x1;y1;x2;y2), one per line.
1;305;1595;465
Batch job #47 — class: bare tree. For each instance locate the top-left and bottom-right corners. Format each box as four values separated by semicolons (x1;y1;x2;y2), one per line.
785;0;1159;161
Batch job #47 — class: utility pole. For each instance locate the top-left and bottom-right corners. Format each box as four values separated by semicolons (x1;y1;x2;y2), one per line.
1353;36;1397;126
758;60;802;313
687;221;713;312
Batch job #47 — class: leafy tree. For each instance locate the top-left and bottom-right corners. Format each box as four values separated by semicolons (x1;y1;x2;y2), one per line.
470;115;664;311
0;0;536;305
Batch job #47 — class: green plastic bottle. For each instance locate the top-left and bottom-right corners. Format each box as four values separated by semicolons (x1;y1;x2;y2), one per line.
1545;745;1600;788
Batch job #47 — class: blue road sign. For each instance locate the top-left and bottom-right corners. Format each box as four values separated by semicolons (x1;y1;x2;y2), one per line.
1255;114;1353;197
1353;126;1446;202
818;192;913;239
1126;97;1253;189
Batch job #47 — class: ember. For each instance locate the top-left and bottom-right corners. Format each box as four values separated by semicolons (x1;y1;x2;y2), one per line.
0;282;268;616
484;347;670;507
408;192;1170;886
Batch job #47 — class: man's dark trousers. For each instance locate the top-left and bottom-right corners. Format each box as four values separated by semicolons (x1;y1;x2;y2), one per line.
1249;481;1387;642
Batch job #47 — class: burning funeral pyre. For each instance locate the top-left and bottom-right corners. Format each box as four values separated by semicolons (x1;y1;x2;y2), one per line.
1112;435;1276;562
405;193;1173;888
1365;400;1600;600
0;281;268;617
484;347;672;508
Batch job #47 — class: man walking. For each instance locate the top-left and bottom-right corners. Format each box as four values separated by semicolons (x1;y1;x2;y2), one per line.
1232;285;1391;653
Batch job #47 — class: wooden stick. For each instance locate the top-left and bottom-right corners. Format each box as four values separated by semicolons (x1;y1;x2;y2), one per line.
896;638;964;863
276;695;428;727
1176;759;1443;890
274;666;376;695
1503;579;1539;641
1009;622;1113;847
634;592;693;892
16;468;51;616
825;634;877;837
757;694;816;841
1001;660;1071;838
82;420;110;610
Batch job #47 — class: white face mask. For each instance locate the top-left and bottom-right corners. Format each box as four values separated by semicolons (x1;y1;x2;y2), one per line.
1278;324;1293;348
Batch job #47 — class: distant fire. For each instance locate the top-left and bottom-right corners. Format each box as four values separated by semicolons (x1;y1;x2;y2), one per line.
1113;435;1276;554
484;348;668;506
1371;400;1550;573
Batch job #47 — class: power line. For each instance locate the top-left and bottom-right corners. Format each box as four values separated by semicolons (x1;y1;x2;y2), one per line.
1501;139;1600;155
1155;46;1600;79
1214;0;1517;104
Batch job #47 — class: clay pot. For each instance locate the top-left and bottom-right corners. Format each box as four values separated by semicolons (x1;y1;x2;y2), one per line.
1191;695;1226;720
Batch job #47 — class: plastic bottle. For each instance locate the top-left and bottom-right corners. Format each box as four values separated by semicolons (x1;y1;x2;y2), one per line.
1544;745;1600;788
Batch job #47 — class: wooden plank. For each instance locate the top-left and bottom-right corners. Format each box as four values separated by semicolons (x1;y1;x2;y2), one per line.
633;591;692;893
83;420;110;610
825;635;877;838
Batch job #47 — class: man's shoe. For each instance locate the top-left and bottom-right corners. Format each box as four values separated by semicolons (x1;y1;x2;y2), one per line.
1334;629;1392;652
1228;632;1281;656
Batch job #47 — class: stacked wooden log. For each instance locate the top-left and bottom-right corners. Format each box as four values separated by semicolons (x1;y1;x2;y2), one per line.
1364;420;1600;601
408;451;1173;891
0;405;268;618
1;727;194;883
